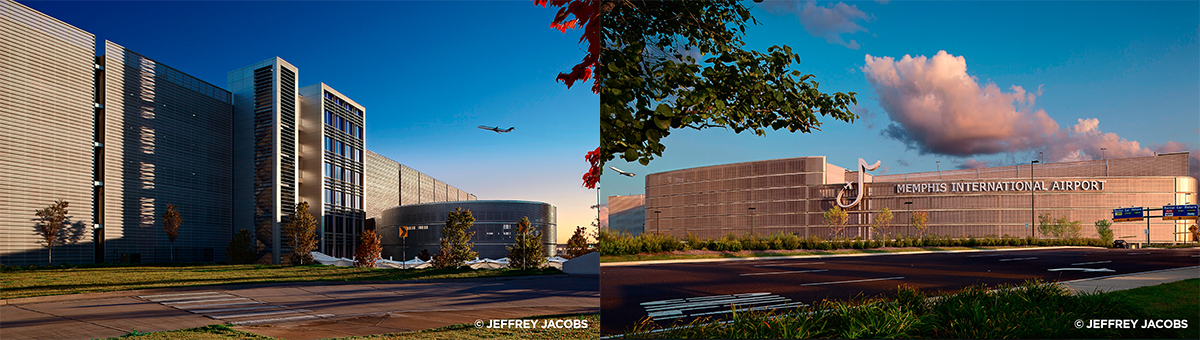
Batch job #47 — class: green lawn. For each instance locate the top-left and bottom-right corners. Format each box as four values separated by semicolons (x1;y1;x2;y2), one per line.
622;279;1200;339
1;264;561;300
103;314;601;340
600;246;1031;263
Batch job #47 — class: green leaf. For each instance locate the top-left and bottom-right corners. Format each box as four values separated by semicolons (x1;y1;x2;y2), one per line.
623;149;638;162
653;117;670;130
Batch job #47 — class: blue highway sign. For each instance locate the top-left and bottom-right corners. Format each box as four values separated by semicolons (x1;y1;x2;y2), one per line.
1113;207;1144;222
1162;204;1199;220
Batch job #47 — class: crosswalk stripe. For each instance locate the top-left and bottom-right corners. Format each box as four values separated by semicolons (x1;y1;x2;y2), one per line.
148;294;236;302
138;292;222;299
161;297;250;305
170;301;264;309
227;314;333;326
185;305;285;314
211;309;312;320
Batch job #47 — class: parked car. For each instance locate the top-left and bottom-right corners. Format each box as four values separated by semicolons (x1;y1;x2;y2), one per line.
1112;240;1129;249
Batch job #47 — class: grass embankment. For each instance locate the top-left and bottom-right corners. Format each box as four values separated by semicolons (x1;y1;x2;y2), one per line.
598;230;1110;263
601;246;1027;263
1;264;560;300
623;279;1199;339
105;314;601;340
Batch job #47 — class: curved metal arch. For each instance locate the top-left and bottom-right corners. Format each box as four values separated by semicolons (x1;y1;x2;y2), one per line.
836;158;882;209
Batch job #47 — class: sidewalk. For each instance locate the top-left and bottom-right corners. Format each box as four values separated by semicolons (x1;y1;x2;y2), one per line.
1059;265;1200;293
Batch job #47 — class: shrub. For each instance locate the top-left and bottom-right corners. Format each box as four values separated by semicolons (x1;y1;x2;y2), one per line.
1095;219;1114;245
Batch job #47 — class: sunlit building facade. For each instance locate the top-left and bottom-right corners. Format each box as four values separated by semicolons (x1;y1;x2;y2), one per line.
645;153;1197;242
298;83;366;259
1;0;98;265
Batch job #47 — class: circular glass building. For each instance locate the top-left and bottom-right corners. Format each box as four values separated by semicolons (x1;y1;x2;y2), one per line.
375;200;556;260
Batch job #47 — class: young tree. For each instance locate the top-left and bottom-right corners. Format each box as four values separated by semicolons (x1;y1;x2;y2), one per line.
417;249;432;262
162;203;182;262
823;206;848;239
354;230;382;268
226;228;258;264
564;226;594;258
910;211;929;238
282;201;319;265
431;207;478;269
33;200;71;264
536;1;858;187
507;217;547;270
1094;219;1114;245
870;207;894;240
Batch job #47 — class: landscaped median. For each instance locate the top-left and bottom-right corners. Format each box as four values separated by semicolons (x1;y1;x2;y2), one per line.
616;279;1199;339
0;263;561;300
101;313;601;340
598;230;1112;263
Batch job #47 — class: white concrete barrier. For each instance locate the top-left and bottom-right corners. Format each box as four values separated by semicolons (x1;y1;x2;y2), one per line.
562;252;599;275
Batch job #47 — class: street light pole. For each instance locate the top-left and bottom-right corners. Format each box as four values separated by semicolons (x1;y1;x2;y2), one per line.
748;207;756;235
1031;160;1039;238
936;161;941;179
904;201;913;237
653;210;661;235
1101;147;1108;176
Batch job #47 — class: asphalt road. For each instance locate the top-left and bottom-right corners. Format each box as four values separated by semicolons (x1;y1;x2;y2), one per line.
599;247;1200;335
2;275;599;340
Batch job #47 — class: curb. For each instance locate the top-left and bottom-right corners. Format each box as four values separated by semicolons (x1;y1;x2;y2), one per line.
1;273;572;306
601;246;1099;267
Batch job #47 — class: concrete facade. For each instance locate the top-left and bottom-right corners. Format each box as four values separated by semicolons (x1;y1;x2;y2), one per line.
228;58;300;264
364;151;477;220
608;194;645;235
98;41;234;263
645;154;1197;241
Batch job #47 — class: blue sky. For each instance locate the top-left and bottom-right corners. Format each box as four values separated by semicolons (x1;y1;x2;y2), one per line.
601;0;1199;209
22;0;599;242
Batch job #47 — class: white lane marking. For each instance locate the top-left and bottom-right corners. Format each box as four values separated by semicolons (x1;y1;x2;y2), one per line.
1127;252;1150;255
641;293;769;306
801;277;904;286
752;262;826;267
1192;255;1200;257
686;302;809;318
169;301;264;309
644;296;786;312
138;292;222;299
161;297;249;305
999;257;1038;261
1048;268;1116;273
148;294;235;302
227;314;333;326
740;269;829;276
211;309;312;320
1072;261;1112;265
185;305;284;314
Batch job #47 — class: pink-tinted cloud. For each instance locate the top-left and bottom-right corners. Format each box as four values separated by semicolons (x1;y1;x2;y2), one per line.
863;51;1199;180
762;0;871;49
863;51;1059;155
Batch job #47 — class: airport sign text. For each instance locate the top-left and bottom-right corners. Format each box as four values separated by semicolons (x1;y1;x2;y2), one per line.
895;180;1107;194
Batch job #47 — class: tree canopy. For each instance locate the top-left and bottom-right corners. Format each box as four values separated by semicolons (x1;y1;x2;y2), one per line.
537;1;858;188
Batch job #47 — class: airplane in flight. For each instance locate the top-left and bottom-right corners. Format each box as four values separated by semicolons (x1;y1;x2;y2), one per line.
477;125;515;133
609;166;636;177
